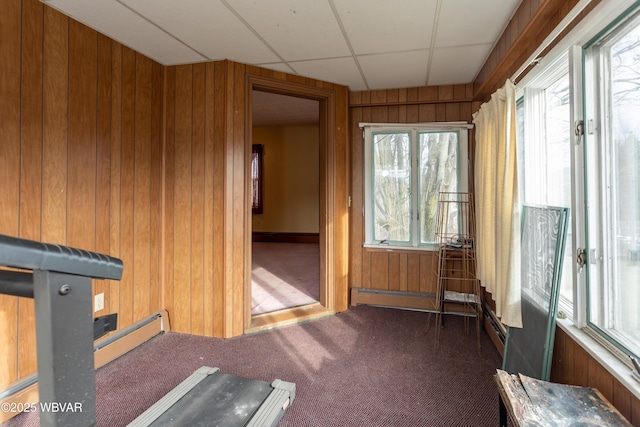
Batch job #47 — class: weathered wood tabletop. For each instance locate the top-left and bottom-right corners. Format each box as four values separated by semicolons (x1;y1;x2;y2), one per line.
495;369;632;426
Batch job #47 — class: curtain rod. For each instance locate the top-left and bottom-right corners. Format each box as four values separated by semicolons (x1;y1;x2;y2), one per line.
511;0;592;84
359;122;473;130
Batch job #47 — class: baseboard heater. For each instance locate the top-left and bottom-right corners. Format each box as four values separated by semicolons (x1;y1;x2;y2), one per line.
128;367;295;427
351;288;438;312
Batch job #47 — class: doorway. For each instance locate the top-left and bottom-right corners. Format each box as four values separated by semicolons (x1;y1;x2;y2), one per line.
250;90;320;316
245;75;340;332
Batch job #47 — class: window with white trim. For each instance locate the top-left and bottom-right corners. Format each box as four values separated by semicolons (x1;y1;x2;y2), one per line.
516;54;574;315
518;0;640;363
583;6;640;360
361;123;470;249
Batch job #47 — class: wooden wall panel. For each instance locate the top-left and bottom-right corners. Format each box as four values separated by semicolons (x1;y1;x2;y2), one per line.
370;252;389;290
173;64;193;334
17;0;43;380
223;60;235;337
334;83;350;311
150;61;164;315
109;42;123;318
203;63;216;337
163;66;176;323
0;0;22;388
133;54;153;322
191;63;205;336
119;46;136;329
68;20;97;252
212;61;226;337
0;1;164;390
231;62;246;337
349;107;364;291
96;33;112;318
551;328;640;425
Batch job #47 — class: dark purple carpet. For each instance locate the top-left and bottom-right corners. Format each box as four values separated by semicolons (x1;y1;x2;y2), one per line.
252;242;320;315
5;305;502;426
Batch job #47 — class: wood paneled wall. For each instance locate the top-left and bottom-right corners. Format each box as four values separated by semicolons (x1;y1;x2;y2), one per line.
162;60;235;338
473;0;600;102
163;61;349;338
348;85;480;297
551;328;640;424
1;0;348;392
0;0;163;389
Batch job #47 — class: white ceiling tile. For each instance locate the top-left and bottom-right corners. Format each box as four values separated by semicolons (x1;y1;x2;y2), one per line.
333;0;438;55
289;57;366;91
428;44;492;85
435;0;520;48
45;0;206;65
42;0;525;92
225;0;351;61
358;50;429;90
121;0;279;64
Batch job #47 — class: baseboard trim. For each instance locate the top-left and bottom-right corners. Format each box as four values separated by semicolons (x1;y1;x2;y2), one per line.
252;232;319;243
0;310;170;423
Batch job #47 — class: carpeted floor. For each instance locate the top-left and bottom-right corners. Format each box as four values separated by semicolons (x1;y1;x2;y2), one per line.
252;242;320;315
5;305;503;426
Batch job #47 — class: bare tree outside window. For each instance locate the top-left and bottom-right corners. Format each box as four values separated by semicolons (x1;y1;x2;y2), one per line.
371;130;460;245
372;133;411;242
364;123;468;248
419;132;458;243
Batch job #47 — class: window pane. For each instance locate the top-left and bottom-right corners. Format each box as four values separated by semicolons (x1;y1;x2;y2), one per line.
418;131;458;243
372;132;411;242
588;15;640;358
545;75;574;307
520;73;573;308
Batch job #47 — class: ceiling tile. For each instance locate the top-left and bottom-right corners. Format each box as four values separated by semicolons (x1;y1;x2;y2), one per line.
121;0;279;64
428;44;492;85
289;57;366;91
45;0;206;65
435;0;520;48
358;50;429;90
333;0;438;55
225;0;351;61
42;0;525;92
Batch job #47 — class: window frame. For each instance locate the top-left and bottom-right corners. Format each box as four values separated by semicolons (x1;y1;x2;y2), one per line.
361;122;472;250
514;0;640;387
582;4;640;361
515;53;576;319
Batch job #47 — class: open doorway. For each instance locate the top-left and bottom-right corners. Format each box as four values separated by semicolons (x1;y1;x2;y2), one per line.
250;90;321;316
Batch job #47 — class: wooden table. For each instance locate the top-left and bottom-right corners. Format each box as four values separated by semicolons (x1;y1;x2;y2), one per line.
495;369;632;426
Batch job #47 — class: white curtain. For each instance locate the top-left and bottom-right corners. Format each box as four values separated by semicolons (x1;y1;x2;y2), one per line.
472;79;522;328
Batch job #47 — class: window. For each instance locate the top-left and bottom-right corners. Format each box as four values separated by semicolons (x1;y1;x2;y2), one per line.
517;0;640;363
516;57;574;313
251;144;263;214
362;123;470;249
584;7;640;359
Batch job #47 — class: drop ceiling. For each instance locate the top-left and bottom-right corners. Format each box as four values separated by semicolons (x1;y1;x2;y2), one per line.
43;0;521;92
